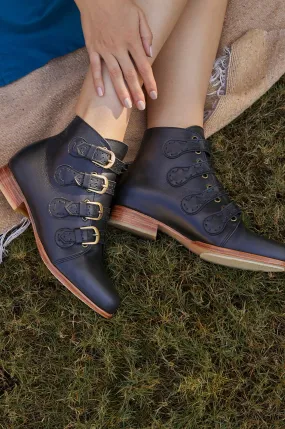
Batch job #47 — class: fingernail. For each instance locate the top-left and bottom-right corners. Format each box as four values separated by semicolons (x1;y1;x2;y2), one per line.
124;98;133;109
97;87;103;97
149;45;153;58
150;91;158;100
137;100;146;111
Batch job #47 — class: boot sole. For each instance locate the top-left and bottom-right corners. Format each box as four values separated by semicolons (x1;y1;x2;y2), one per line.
110;205;285;273
0;165;113;318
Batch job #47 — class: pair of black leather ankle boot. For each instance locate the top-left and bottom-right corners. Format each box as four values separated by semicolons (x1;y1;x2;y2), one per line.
1;117;284;317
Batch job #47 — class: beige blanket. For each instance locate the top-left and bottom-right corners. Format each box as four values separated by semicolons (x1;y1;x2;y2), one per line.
0;0;284;257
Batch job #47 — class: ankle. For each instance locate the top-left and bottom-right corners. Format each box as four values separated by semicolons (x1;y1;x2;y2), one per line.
147;115;204;130
75;70;129;141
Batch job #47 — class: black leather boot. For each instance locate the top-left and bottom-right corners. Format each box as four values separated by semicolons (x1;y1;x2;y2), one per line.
111;126;285;272
0;117;127;317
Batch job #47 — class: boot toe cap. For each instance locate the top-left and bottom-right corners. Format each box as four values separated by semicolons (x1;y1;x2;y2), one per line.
56;253;120;315
225;224;285;263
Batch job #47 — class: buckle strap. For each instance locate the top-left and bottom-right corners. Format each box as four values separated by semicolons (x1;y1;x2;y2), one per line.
55;226;102;248
182;185;225;215
75;142;125;174
76;172;115;195
203;202;241;235
164;139;211;159
167;161;213;187
54;165;116;195
49;198;109;221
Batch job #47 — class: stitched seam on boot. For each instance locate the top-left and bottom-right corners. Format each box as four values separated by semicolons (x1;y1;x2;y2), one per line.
220;220;241;247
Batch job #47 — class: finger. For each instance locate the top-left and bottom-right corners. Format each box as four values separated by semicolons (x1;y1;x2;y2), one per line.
90;51;105;97
130;44;158;101
104;54;133;109
138;9;153;58
116;52;146;110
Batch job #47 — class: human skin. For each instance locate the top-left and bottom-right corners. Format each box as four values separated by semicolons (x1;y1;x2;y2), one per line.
75;0;228;141
75;0;157;110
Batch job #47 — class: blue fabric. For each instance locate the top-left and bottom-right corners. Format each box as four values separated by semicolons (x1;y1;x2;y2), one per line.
0;0;85;87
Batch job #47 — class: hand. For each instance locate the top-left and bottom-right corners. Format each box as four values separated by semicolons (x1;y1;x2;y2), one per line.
75;0;158;110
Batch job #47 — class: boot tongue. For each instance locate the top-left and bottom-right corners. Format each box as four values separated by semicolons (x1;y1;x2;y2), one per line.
107;139;128;161
186;125;205;139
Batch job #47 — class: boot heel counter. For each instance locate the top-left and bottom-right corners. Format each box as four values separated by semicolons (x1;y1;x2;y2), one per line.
9;136;50;173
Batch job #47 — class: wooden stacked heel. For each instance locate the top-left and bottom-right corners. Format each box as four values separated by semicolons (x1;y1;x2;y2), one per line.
110;205;159;240
0;165;28;217
110;205;285;272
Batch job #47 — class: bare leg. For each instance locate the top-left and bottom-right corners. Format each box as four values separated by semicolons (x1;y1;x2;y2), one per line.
107;0;285;275
148;0;228;129
76;0;188;141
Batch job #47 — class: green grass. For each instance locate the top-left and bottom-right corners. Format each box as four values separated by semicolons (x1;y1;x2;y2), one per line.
1;77;285;429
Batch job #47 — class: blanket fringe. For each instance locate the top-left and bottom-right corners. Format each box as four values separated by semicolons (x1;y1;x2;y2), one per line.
204;47;231;120
208;46;231;97
0;218;30;264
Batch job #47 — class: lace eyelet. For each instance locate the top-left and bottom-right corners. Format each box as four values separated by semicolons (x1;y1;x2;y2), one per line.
196;158;202;163
231;216;238;222
195;151;201;155
192;136;198;140
206;184;212;189
202;174;208;179
215;197;221;203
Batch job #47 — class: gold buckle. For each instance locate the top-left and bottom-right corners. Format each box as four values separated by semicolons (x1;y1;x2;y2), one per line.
80;226;100;247
83;201;103;221
92;147;116;169
87;173;109;195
